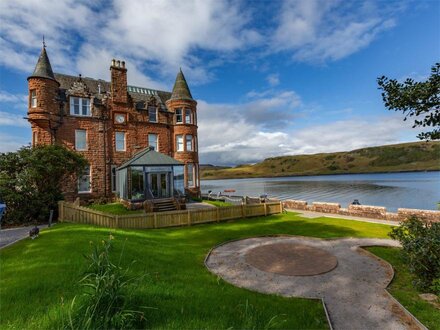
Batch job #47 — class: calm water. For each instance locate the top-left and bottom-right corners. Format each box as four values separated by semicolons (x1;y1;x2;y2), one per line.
201;171;440;211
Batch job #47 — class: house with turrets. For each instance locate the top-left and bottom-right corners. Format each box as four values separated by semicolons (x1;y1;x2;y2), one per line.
27;45;200;207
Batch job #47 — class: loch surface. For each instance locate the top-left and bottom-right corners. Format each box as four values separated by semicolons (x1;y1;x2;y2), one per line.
201;171;440;211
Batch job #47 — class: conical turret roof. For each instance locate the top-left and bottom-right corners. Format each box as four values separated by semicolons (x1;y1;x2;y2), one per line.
170;68;193;100
28;46;56;82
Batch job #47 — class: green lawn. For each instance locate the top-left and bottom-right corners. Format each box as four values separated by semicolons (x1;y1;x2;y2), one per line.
366;247;440;330
88;202;143;215
202;199;234;207
0;212;403;329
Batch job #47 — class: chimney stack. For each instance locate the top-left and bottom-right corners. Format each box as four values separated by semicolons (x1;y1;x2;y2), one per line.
110;58;128;103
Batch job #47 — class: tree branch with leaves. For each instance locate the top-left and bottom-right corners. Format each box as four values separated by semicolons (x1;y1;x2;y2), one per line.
378;63;440;140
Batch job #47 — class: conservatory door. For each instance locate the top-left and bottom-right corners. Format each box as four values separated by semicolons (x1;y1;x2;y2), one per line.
149;173;170;198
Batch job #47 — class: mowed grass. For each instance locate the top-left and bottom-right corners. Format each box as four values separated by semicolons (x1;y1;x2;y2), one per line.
367;247;440;330
202;200;233;207
88;202;143;215
0;213;394;329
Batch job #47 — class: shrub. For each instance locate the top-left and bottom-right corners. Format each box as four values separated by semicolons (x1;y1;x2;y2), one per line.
0;145;87;225
389;216;440;294
67;237;146;329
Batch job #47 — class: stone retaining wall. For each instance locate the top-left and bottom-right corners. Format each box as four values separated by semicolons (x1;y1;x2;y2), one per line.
282;199;440;222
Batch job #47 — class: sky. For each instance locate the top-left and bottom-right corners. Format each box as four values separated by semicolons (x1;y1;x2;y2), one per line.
0;0;439;165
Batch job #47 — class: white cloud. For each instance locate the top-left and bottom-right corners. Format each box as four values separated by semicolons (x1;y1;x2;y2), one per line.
266;73;280;86
0;90;27;104
0;0;260;85
0;111;30;127
197;92;420;165
272;0;399;63
0;132;29;153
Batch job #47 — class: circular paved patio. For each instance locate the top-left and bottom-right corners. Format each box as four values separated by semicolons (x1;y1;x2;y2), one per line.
245;242;338;276
205;236;423;330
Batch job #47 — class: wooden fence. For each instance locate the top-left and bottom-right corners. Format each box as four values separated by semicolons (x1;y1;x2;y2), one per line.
58;201;283;229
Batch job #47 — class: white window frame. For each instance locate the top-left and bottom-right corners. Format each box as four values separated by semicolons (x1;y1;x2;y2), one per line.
176;135;184;152
148;106;157;123
148;133;158;151
70;96;91;116
115;132;126;151
185;109;192;124
187;163;195;187
176;108;183;123
31;90;37;108
185;134;193;151
75;129;87;151
78;165;92;193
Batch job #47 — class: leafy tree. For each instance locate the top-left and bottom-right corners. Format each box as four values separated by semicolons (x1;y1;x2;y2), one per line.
0;145;87;225
377;63;440;140
389;216;440;294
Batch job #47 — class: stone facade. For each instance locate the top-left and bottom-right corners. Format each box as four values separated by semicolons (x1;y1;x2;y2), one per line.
27;47;200;201
283;200;440;222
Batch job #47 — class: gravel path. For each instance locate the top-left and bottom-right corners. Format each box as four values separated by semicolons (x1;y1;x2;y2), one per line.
205;236;424;330
0;224;48;249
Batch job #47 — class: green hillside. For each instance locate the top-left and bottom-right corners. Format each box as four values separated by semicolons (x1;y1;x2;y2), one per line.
201;141;440;180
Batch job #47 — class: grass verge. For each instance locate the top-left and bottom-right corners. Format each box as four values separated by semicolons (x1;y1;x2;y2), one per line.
367;247;440;330
203;200;234;207
1;212;395;329
88;202;143;215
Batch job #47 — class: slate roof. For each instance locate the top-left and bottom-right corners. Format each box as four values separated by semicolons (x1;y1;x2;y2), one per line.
117;147;183;170
28;47;57;82
170;69;193;101
54;73;172;110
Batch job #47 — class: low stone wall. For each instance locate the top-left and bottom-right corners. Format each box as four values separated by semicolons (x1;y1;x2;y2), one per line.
397;208;440;223
311;202;341;214
283;200;308;210
347;204;387;220
282;199;440;222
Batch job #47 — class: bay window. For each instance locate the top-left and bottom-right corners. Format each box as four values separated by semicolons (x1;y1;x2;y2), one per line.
176;135;183;151
186;134;193;151
185;109;192;124
30;90;37;108
175;108;183;123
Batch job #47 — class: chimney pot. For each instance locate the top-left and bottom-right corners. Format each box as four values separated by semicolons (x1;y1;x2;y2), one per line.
111;59;116;67
121;61;125;68
117;60;121;67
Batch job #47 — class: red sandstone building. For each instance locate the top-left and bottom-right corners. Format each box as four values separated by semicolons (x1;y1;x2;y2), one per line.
27;46;200;202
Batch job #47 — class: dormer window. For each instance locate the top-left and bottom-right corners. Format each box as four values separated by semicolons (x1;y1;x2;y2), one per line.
148;106;157;122
70;96;91;116
30;90;37;108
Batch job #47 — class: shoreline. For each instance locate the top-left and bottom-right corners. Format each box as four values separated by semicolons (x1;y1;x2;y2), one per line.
201;169;440;181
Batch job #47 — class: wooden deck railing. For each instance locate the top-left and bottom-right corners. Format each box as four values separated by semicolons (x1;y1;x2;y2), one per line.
58;201;283;229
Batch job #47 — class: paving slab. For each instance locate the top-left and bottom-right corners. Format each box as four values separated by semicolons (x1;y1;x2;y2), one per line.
206;236;424;330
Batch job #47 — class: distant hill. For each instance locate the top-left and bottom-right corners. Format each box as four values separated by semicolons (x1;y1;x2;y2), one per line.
200;164;231;171
201;141;440;180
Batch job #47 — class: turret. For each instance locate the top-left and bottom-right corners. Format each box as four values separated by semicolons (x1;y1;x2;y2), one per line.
166;69;200;196
27;45;60;145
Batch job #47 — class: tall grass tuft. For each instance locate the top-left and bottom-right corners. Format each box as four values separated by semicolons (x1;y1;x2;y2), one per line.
234;300;286;329
67;236;146;329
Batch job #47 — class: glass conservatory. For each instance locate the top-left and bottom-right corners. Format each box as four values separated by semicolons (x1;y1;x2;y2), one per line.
116;147;185;201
